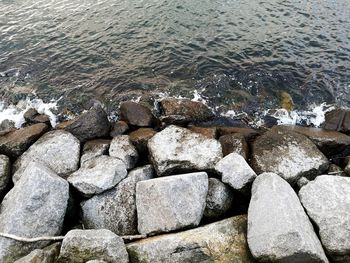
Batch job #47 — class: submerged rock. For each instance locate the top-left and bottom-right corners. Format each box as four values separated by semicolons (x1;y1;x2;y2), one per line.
14;242;61;263
120;101;157;127
109;135;139;170
0;155;10;199
219;133;249;159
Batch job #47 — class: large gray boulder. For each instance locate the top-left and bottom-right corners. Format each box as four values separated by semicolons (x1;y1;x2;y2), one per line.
13;130;80;182
148;126;222;176
109;135;139;170
247;173;328;263
57;229;129;263
0;162;69;263
14;242;61;263
299;175;350;262
0;155;10;198
81;165;154;235
136;172;208;235
127;215;255;263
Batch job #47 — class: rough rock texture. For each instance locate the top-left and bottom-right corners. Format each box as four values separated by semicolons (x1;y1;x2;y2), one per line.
120;101;157;127
0;123;48;159
24;108;51;125
215;153;257;192
219;133;249;159
57;229;129;263
14;242;61;263
0;155;10;198
188;127;217;139
218;127;261;141
81;139;110;164
299;175;350;262
136;172;208;235
148;126;222;176
0;162;69;263
68;156;127;197
345;160;350;176
204;178;234;219
248;173;328;263
13;130;80;182
64;105;111;142
0;119;15;132
129;128;156;153
109;135;139;170
81;165;154;235
127;215;255;263
328;164;346;177
110;121;129;137
324;109;350;134
251;128;329;184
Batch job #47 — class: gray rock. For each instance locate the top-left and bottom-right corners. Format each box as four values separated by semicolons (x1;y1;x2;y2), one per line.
13;130;80;182
148;126;222;176
81;139;110;164
127;215;255;263
81;165;154;235
14;242;61;263
204;178;234;219
219;133;249;159
0;155;10;198
299;175;350;262
0;162;69;263
247;173;328;263
136;172;208;235
345;160;350;176
68;156;127;197
109;135;139;170
120;101;157;127
215;152;257;192
297;176;311;188
57;229;129;263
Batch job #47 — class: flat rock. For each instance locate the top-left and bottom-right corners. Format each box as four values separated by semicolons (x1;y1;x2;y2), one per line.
81;139;110;164
14;242;61;263
0;155;10;199
324;109;350;134
136;172;208;235
120;101;157;127
81;165;154;235
219;133;249;159
0;162;69;262
148;125;222;176
299;175;350;262
127;215;255;263
109;135;139;170
248;173;328;263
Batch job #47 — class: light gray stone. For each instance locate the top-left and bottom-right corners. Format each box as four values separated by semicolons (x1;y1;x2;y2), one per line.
14;242;61;263
0;155;10;198
0;162;69;263
57;229;129;263
136;172;208;235
68;155;127;197
148;126;222;176
299;175;350;262
81;139;110;164
248;173;328;263
109;135;139;170
81;165;154;235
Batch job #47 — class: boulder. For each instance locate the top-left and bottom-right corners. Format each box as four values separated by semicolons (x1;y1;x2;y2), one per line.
81;139;110;164
57;229;128;263
248;173;328;263
24;108;50;125
67;156;127;197
64;105;110;142
0;123;48;159
14;242;61;263
0;162;69;262
0;155;10;199
81;165;154;235
110;121;129;137
109;135;139;170
299;175;350;262
219;133;249;159
251;128;329;184
13;130;80;182
0;119;15;132
188;127;217;139
120;101;157;127
129;128;156;153
324;109;350;134
215;153;257;193
148;126;222;176
136;172;208;235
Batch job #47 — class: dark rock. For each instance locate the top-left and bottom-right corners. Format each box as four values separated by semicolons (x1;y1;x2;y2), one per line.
188;126;217;139
129;128;156;153
110;121;129;137
324;109;350;134
218;127;262;142
24;108;51;125
81;139;110;164
14;242;61;263
190;116;248;128
328;164;346;177
120;101;157;127
0;120;15;132
0;155;10;199
219;133;249;159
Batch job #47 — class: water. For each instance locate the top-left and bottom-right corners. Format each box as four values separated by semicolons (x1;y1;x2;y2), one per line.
0;0;349;115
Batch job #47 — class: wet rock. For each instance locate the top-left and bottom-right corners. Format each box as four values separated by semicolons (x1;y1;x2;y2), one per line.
204;178;234;219
13;130;80;182
148;126;222;176
64;105;110;142
129;128;156;153
248;173;328;263
218;127;261;141
24;108;50;125
14;242;61;263
324;109;350;134
188;126;217;139
136;172;208;235
127;215;255;263
215;153;257;193
109;135;139;170
0;119;15;132
190;116;248;128
57;229;129;263
120;101;157;127
68;156;127;197
251;128;329;184
81;165;154;235
219;133;249;159
299;175;350;262
81;139;110;164
0;155;10;199
110;121;129;137
0;123;48;159
0;162;69;262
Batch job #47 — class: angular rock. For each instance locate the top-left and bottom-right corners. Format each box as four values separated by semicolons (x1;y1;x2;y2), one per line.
0;119;15;132
248;173;328;263
204;178;234;219
215;153;257;192
0;162;69;262
110;121;129;137
251;128;329;184
68;156;127;197
129;128;156;153
0;123;48;159
299;175;350;262
64;105;110;142
136;172;208;235
0;155;10;199
346;161;350;176
24;108;50;125
219;133;249;159
127;215;255;263
218;127;261;141
81;139;110;164
188;126;217;139
148;126;222;176
324;109;350;134
81;165;154;235
328;164;346;177
13;130;80;182
14;242;61;263
120;101;157;127
109;135;139;170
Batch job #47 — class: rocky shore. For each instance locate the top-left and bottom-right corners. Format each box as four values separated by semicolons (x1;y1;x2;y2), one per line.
0;97;349;263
